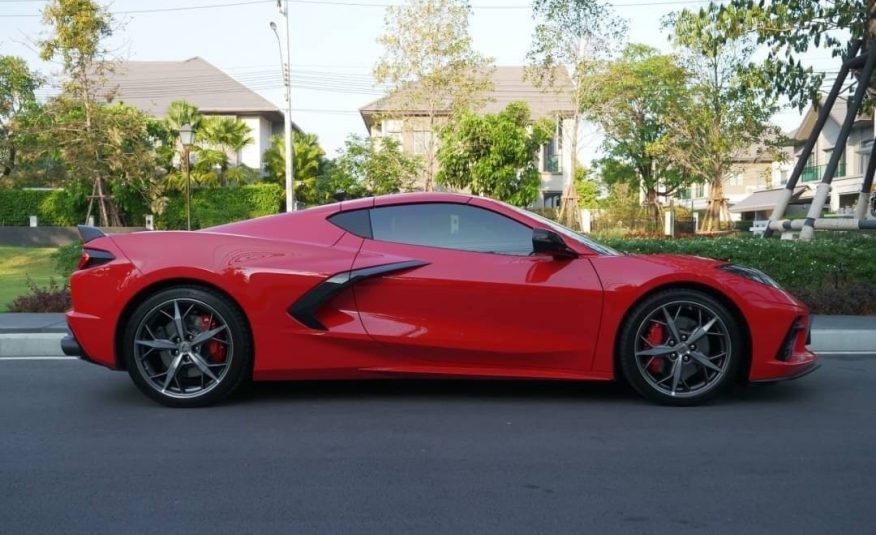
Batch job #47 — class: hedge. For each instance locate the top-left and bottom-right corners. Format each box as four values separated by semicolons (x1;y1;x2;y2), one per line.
598;234;876;291
156;183;284;230
0;189;81;226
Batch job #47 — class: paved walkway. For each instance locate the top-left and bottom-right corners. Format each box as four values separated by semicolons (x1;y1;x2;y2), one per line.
0;313;873;356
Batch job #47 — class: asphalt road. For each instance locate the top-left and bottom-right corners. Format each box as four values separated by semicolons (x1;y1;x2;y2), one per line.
1;356;874;535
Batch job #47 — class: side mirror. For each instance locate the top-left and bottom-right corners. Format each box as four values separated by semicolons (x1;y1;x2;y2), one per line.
532;228;577;259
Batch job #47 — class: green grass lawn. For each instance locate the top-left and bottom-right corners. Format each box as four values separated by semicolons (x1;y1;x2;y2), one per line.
0;246;60;311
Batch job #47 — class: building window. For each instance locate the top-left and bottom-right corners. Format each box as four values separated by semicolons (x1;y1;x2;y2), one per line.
693;183;705;198
541;121;563;174
859;139;873;177
728;173;743;187
412;131;432;156
382;119;403;144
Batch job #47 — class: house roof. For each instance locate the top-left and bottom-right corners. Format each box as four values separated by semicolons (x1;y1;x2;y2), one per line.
99;57;296;128
359;66;575;129
789;97;872;143
729;186;813;213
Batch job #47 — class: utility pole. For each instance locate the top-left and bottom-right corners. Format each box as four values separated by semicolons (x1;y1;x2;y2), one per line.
272;0;295;211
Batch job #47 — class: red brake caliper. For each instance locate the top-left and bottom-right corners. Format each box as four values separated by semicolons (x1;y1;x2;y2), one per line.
645;322;665;375
200;314;226;363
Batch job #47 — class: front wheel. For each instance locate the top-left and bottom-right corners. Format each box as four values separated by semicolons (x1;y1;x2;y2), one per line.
121;286;252;407
618;290;743;406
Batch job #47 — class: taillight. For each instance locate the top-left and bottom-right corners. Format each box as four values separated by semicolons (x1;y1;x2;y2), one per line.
77;248;115;270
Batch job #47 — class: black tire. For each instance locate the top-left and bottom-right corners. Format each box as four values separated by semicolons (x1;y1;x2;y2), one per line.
618;289;743;406
121;286;252;407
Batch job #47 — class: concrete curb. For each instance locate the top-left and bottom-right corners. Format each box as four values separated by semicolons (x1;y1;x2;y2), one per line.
0;333;67;357
0;332;872;359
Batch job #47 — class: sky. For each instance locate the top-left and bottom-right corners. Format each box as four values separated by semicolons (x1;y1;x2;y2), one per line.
0;0;844;159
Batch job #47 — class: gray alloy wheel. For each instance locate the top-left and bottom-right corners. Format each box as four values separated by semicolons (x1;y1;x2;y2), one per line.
618;290;742;406
122;286;252;407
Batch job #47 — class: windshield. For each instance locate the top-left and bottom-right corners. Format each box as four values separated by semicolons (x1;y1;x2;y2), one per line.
504;203;620;256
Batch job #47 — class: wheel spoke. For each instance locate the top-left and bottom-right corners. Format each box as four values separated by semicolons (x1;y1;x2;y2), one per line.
670;358;684;396
661;306;682;342
689;350;722;373
135;338;177;350
172;300;188;340
189;352;219;383
636;345;675;357
687;317;718;345
161;353;184;393
191;325;227;346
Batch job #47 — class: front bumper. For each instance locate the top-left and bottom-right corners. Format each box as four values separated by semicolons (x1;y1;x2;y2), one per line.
750;362;821;384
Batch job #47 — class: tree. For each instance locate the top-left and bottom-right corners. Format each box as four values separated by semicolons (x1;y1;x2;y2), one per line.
329;135;420;199
374;0;493;191
39;0;122;225
437;102;553;207
197;116;255;186
702;1;873;110
527;0;627;228
663;10;778;231
581;44;693;228
263;132;326;205
0;56;42;178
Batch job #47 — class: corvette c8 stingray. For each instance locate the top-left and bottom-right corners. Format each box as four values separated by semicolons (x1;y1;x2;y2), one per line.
62;192;817;407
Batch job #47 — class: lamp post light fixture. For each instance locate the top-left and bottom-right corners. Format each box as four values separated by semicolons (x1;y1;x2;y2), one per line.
270;0;296;212
179;123;195;231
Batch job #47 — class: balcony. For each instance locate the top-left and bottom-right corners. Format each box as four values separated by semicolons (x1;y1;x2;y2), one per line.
801;162;846;182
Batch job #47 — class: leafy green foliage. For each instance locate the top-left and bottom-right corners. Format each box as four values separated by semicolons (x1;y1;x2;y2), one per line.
687;1;869;110
662;10;779;231
437;102;552;207
0;56;42;179
263;132;327;205
583;44;693;223
598;234;876;291
53;240;83;279
156;183;283;230
0;189;82;226
327;135;420;201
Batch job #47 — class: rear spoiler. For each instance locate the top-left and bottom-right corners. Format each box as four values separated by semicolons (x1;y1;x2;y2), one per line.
77;225;106;244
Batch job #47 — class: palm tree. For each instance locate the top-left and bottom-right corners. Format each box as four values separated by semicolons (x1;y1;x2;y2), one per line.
263;132;325;204
199;117;254;185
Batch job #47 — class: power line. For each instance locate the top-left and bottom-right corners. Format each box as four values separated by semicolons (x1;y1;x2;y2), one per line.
0;0;716;18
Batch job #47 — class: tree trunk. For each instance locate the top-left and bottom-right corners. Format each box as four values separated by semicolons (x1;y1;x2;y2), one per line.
644;187;660;232
702;176;728;232
559;113;581;230
425;110;435;192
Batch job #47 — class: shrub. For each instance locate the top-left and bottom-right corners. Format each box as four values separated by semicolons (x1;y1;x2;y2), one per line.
54;241;83;280
156;183;284;229
599;234;876;290
7;277;71;312
0;189;82;226
788;284;876;315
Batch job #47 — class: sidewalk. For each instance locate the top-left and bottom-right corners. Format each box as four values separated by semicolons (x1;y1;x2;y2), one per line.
0;313;873;357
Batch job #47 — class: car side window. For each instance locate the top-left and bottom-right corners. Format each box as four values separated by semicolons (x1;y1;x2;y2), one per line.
369;203;533;255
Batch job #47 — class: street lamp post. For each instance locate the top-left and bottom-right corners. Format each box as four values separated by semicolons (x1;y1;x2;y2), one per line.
271;0;295;212
179;123;196;231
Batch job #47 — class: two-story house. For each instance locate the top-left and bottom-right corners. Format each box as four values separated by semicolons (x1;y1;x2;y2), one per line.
99;57;301;172
359;66;576;208
732;97;873;221
671;144;776;222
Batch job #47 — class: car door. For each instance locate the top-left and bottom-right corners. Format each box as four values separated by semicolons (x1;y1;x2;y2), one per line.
347;201;604;375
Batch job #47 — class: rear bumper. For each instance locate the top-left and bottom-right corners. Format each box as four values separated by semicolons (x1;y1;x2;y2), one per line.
61;329;114;370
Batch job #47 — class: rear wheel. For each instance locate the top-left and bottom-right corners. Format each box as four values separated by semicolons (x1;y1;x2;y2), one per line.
618;289;742;406
121;286;252;407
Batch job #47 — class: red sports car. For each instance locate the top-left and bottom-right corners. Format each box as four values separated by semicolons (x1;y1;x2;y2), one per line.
62;193;817;407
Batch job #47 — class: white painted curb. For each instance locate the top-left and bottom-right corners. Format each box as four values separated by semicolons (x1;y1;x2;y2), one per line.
809;329;876;354
0;333;66;357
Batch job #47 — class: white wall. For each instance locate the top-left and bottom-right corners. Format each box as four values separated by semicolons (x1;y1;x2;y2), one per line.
239;115;273;172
